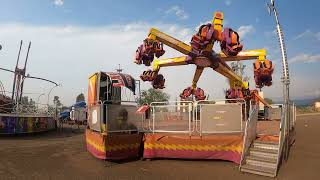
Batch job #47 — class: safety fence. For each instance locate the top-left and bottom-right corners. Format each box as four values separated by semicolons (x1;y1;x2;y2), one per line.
87;99;246;135
149;101;192;134
277;102;296;169
0;101;55;117
144;100;246;135
87;100;293;138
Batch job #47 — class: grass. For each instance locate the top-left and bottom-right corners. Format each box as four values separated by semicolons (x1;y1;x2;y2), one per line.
296;105;320;114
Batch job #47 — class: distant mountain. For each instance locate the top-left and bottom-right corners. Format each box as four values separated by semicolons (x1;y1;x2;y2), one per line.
293;98;318;106
274;97;319;106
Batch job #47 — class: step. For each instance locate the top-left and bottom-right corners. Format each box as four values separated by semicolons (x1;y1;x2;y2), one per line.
246;155;278;169
249;147;278;159
253;140;279;150
254;140;279;145
241;164;276;177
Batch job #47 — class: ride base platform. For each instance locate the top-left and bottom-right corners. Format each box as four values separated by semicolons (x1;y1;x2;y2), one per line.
143;133;244;164
85;128;143;160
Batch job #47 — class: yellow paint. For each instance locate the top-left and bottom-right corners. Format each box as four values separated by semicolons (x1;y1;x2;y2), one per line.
144;143;242;153
86;137;140;152
153;56;188;71
27;117;33;132
219;49;267;61
101;123;106;133
88;73;98;105
86;138;106;152
213;12;224;40
242;82;249;89
148;28;192;55
105;143;140;152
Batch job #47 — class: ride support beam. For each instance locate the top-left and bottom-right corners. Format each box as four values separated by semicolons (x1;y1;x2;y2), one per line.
153;56;189;71
219;49;267;62
192;67;204;89
148;28;194;56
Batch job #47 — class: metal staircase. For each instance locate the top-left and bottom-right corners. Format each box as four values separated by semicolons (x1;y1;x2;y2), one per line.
240;140;279;177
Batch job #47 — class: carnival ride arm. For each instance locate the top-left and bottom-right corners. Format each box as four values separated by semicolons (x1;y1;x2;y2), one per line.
251;90;271;108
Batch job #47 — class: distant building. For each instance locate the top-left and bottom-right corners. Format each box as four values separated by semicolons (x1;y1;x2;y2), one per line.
315;101;320;111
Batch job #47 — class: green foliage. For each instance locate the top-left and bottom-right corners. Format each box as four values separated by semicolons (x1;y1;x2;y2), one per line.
297;105;318;114
76;93;85;103
137;88;170;105
20;96;36;107
264;98;273;104
53;96;62;107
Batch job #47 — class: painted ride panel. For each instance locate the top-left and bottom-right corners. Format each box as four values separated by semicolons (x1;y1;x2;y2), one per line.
0;113;56;134
86;128;143;160
143;133;243;164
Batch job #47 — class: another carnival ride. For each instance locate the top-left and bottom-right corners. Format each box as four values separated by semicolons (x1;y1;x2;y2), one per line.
0;41;59;134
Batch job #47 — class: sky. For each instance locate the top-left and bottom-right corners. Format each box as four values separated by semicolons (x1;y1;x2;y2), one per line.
0;0;319;106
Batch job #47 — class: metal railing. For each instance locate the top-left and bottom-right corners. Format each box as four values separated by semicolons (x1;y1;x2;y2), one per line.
149;101;193;135
145;100;246;135
0;101;55;117
276;102;296;170
240;104;259;167
276;104;285;172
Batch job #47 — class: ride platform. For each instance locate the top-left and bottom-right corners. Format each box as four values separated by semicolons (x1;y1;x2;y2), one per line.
85;128;143;160
143;133;244;164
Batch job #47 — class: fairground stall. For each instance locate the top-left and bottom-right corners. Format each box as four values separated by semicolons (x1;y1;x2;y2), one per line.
85;72;143;160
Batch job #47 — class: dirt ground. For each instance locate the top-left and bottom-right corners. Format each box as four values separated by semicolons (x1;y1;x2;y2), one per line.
0;114;320;180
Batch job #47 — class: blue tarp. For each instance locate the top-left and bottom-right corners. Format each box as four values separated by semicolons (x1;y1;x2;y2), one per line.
59;111;70;119
72;101;86;108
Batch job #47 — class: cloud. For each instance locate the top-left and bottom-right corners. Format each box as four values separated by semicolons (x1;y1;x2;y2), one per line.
0;22;317;104
316;32;320;41
225;0;232;6
289;53;320;64
237;25;255;38
165;6;189;20
53;0;64;7
293;30;312;40
293;30;320;41
0;23;195;105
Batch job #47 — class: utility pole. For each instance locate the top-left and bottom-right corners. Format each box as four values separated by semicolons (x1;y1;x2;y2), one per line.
267;0;291;161
115;64;123;73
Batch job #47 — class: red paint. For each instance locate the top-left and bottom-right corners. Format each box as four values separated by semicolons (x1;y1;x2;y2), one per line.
144;149;241;164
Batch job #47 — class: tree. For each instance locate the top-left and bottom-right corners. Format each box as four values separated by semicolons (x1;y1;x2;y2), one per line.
76;93;85;103
61;106;69;111
53;96;62;107
21;96;29;105
137;88;170;105
264;98;273;104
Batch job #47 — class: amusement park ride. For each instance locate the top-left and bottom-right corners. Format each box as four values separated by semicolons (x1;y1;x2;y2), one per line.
0;41;59;134
0;41;58;105
0;1;294;178
84;8;296;178
135;12;273;105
